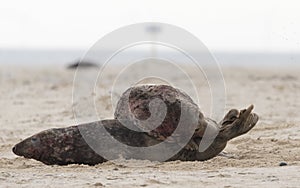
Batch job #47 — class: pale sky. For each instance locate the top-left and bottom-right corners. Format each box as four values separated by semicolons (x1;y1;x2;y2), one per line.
1;0;300;52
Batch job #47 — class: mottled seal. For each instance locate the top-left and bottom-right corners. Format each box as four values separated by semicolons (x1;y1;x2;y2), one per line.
12;85;258;165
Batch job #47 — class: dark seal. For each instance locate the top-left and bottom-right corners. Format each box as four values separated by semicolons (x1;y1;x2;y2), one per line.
13;85;259;165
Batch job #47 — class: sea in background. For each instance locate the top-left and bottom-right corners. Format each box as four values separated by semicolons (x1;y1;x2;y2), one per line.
0;49;299;68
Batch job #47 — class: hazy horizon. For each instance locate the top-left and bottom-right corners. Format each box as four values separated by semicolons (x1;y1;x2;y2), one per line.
0;49;299;67
1;1;300;67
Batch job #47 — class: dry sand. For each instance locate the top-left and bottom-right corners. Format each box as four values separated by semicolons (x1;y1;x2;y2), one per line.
0;65;299;187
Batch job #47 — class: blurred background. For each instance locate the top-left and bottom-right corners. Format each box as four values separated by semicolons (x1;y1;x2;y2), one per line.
0;0;300;67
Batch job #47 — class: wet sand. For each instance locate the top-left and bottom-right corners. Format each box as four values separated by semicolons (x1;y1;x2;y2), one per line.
0;65;299;187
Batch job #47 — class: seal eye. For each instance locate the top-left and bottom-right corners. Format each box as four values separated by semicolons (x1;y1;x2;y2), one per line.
31;137;38;143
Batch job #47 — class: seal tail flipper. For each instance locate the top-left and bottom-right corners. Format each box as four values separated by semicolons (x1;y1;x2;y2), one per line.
219;109;239;127
219;105;259;141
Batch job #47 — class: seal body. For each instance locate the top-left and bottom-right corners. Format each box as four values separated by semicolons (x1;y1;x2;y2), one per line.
13;85;259;165
114;85;203;139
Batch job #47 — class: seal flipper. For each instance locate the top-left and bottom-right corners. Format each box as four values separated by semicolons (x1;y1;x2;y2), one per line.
219;105;259;141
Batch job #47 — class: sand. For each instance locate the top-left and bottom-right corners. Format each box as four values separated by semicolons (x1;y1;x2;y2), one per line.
0;64;299;187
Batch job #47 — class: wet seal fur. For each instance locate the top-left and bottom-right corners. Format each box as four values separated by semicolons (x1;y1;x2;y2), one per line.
13;85;259;165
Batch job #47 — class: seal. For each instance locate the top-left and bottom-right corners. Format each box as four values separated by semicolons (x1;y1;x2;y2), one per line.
12;85;259;165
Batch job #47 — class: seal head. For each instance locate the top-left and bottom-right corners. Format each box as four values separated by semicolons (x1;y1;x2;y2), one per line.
13;130;53;163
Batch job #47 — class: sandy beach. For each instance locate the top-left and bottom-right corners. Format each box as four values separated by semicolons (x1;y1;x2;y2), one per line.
0;64;299;187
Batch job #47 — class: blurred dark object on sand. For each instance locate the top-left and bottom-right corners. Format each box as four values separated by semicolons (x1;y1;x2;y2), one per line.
67;60;98;69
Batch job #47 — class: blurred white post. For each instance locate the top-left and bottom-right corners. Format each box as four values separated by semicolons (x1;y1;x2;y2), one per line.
145;25;161;60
